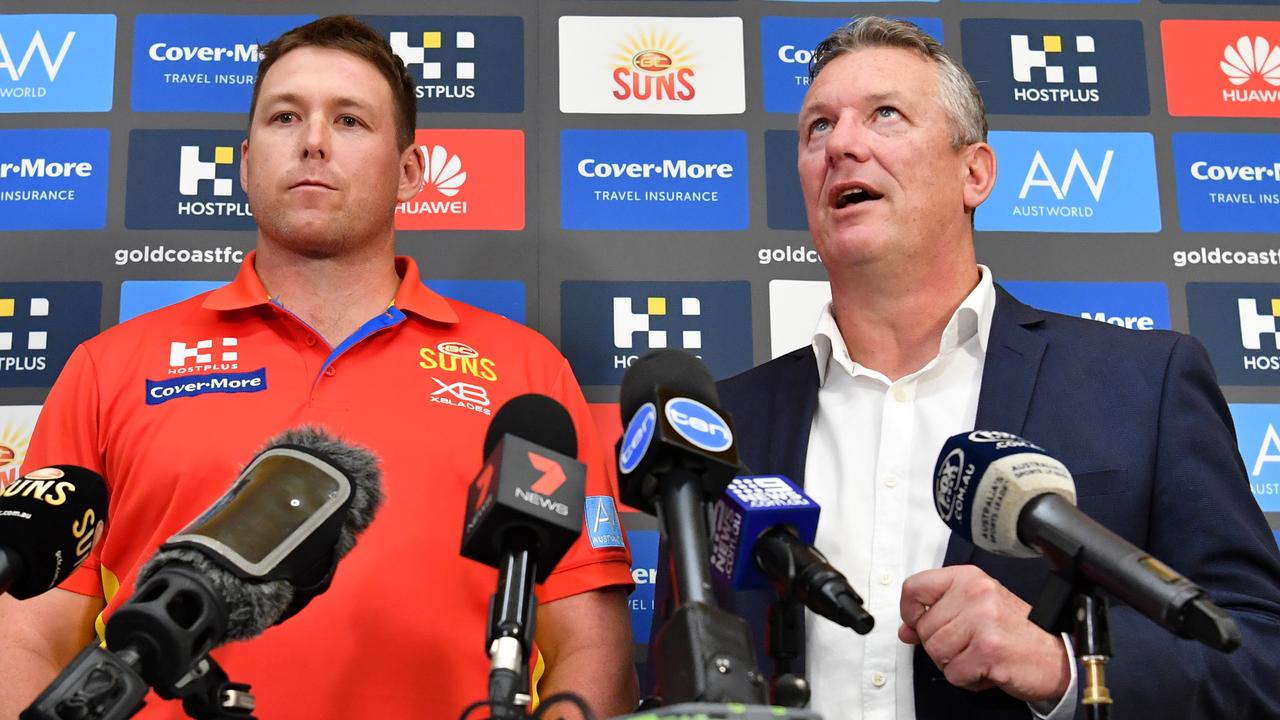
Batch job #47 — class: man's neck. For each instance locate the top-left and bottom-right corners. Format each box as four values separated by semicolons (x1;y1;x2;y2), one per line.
254;240;401;348
828;254;981;382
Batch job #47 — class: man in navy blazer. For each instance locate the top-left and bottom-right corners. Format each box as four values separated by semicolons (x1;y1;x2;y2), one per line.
716;16;1280;720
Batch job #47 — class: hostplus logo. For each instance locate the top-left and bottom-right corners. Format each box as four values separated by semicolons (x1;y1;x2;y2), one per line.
1220;36;1280;103
0;15;115;113
168;338;239;376
179;145;235;198
1010;34;1098;102
614;296;703;354
1187;284;1280;385
391;30;475;96
0;128;110;231
0;283;101;389
126;130;254;230
1239;298;1280;353
0;297;51;364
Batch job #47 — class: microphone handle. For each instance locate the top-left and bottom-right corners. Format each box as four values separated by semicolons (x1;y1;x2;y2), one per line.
657;465;715;606
0;546;24;596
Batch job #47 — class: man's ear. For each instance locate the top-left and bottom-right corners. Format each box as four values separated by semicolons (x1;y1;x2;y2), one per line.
397;142;426;202
962;142;997;211
239;138;250;193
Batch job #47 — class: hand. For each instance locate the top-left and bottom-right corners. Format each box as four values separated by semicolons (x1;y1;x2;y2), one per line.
898;565;1070;704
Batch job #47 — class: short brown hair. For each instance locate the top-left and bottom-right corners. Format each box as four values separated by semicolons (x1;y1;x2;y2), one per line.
248;15;417;150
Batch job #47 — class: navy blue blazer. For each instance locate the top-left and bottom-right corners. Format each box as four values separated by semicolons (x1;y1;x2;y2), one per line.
716;285;1280;719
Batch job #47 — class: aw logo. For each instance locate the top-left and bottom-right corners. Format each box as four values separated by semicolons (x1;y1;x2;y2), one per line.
961;20;1148;116
395;129;524;231
1172;133;1280;233
559;16;745;115
1001;281;1170;331
1186;283;1280;386
760;16;943;114
0;406;40;489
363;16;523;113
1163;20;1280;118
978;131;1160;233
560;281;752;386
131;15;315;112
0;128;109;231
560;130;748;231
1230;404;1280;512
125;130;253;231
0;14;115;113
0;283;101;389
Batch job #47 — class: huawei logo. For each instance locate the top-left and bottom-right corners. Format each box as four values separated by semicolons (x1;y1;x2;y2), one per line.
1221;36;1280;87
418;145;467;197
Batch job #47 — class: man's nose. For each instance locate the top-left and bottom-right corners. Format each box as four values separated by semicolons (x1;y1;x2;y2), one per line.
826;111;872;165
302;116;328;161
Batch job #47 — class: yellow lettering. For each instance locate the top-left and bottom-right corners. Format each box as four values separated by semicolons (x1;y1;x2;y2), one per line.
418;347;439;370
479;358;498;382
72;509;96;557
45;481;72;506
20;480;53;499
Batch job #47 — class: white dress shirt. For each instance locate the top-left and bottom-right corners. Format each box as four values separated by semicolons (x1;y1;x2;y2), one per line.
802;266;1076;720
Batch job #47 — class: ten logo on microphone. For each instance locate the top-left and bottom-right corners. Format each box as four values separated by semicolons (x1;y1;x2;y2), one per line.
1172;133;1280;233
1187;283;1280;386
560;281;752;385
558;16;745;115
1001;281;1171;331
131;14;314;112
395;129;524;231
0;283;101;389
978;131;1160;233
759;16;943;114
362;16;523;113
0;405;40;488
0;128;110;231
125;130;253;230
1229;404;1280;512
0;14;116;113
560;130;748;231
1162;21;1280;118
961;20;1149;116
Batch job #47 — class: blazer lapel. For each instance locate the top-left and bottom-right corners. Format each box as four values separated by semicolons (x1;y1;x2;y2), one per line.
769;347;820;490
943;285;1048;567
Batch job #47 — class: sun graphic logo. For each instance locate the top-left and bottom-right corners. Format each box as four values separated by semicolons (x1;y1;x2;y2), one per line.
611;30;696;102
418;145;467;197
0;416;34;488
1221;36;1280;87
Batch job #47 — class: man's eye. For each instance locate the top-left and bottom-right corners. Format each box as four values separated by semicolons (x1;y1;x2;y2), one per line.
339;116;359;128
877;107;900;119
810;118;832;134
275;112;296;124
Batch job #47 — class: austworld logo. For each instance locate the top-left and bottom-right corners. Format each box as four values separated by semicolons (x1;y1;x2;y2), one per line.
125;129;253;231
1186;283;1280;386
131;15;314;112
1172;133;1280;234
978;131;1160;233
1229;404;1280;513
560;129;748;231
363;16;523;113
961;20;1149;116
0;283;101;389
559;16;745;115
0;128;109;231
1001;281;1170;331
394;129;524;231
1163;20;1280;118
0;14;115;113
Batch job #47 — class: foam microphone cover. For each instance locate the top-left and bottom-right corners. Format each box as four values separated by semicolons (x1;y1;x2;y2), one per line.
620;348;720;424
0;465;106;599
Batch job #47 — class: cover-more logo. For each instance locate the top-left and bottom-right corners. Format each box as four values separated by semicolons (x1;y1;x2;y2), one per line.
559;16;744;115
0;283;101;389
979;131;1160;233
1001;281;1171;331
1173;133;1280;233
1187;283;1280;385
560;281;752;386
0;14;115;113
0;128;109;231
126;130;253;231
395;129;523;231
365;16;523;112
962;20;1148;115
1163;21;1280;118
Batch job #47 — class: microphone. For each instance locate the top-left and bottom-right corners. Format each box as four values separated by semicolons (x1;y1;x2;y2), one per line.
0;465;107;599
618;349;765;704
932;429;1241;652
23;426;383;720
460;393;586;715
710;475;873;634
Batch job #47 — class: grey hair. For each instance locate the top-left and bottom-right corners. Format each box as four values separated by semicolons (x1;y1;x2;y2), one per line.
808;16;987;148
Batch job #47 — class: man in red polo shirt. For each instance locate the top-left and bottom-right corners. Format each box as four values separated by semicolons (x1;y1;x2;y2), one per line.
0;16;637;719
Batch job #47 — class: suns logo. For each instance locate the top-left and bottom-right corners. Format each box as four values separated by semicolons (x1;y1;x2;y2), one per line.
1222;37;1280;88
612;30;696;102
0;419;32;488
420;145;467;197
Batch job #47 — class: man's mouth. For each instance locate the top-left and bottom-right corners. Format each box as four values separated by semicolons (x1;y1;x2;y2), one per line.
290;179;337;190
835;186;883;209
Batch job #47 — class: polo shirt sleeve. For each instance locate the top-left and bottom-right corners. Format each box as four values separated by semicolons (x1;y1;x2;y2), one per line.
21;343;108;598
535;359;635;604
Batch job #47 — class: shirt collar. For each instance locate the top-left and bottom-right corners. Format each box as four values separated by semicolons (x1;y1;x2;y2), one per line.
203;251;459;325
811;264;996;386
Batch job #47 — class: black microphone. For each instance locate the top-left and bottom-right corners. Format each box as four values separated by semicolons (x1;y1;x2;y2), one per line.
932;430;1241;652
618;349;765;704
0;465;107;599
460;393;586;716
710;475;874;634
23;426;383;720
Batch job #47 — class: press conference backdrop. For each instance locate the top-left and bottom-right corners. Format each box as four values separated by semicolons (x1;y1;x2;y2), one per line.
1;0;1278;662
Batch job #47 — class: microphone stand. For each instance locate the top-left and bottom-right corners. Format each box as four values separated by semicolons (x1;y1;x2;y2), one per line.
1029;567;1114;719
486;530;537;719
165;655;256;720
766;597;810;708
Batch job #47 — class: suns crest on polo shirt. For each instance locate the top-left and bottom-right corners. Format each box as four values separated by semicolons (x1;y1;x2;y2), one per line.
144;336;267;405
420;339;499;416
